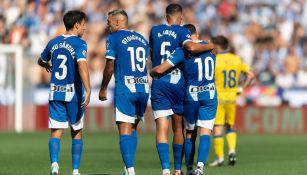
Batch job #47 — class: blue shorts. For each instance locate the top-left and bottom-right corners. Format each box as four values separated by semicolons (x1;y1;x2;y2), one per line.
151;80;184;119
114;92;149;124
183;98;217;130
49;100;85;130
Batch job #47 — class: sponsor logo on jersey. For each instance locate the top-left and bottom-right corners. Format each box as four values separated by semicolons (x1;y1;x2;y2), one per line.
190;83;215;93
51;85;74;92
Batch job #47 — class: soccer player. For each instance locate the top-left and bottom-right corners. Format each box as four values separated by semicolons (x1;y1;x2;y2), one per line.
98;9;149;175
150;23;217;175
209;36;254;167
149;4;214;175
37;10;90;175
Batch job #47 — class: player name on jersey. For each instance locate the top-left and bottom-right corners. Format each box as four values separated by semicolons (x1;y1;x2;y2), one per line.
121;34;147;46
50;41;76;57
157;29;177;39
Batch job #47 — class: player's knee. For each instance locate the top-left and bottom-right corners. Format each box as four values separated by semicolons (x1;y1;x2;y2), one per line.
213;125;224;136
225;124;235;133
71;128;82;139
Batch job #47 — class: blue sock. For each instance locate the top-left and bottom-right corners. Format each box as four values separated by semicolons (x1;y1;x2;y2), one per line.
72;139;83;169
49;138;60;163
131;130;138;162
184;138;196;168
197;135;211;164
120;135;134;168
156;143;170;170
173;143;183;170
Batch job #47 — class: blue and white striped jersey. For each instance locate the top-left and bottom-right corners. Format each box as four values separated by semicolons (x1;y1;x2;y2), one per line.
40;34;87;102
167;44;217;101
149;24;191;85
106;29;149;94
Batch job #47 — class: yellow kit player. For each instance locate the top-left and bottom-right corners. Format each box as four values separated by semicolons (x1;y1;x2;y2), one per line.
209;36;254;167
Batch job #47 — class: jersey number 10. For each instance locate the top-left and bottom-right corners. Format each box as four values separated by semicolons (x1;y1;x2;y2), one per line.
194;57;214;81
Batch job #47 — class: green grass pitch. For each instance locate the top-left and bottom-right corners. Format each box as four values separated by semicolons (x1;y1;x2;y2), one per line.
0;132;306;175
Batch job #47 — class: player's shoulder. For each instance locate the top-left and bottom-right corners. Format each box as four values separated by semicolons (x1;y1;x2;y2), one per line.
132;31;147;41
132;30;149;46
48;35;63;44
228;53;243;63
67;36;87;50
173;47;185;56
71;35;86;45
108;30;130;40
172;25;190;33
151;24;166;30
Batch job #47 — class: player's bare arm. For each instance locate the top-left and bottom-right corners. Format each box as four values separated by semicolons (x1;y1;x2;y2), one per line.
184;40;214;54
78;60;91;107
37;58;52;73
242;71;255;88
150;61;173;78
99;59;114;101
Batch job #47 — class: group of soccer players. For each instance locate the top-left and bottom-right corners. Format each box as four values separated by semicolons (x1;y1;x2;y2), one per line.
37;3;254;175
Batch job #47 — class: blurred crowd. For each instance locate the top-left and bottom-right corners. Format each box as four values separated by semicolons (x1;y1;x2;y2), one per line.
1;0;307;91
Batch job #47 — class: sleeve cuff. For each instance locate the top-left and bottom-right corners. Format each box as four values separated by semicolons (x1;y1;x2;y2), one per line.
40;57;47;63
77;58;87;62
106;56;115;60
182;39;192;46
166;59;175;67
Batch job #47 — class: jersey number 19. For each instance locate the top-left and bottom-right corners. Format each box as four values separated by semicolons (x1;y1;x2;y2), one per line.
127;47;146;72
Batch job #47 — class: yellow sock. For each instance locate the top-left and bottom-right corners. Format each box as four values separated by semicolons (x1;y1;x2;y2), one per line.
213;136;224;160
226;132;237;153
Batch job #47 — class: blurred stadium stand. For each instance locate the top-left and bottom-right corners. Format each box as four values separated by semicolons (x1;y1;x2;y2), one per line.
0;0;307;132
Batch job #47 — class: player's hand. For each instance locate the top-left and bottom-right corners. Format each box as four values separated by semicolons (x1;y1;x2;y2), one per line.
99;89;107;101
81;93;91;108
211;45;217;55
149;69;156;78
207;40;215;50
45;63;52;73
237;86;243;95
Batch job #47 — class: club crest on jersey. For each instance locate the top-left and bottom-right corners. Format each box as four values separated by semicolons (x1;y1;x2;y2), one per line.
82;50;87;57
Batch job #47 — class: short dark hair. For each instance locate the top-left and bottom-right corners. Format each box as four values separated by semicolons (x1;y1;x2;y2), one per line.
212;35;229;50
166;3;183;16
63;10;87;31
183;24;197;35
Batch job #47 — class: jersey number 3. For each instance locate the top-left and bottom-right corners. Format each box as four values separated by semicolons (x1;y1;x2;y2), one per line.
55;54;67;80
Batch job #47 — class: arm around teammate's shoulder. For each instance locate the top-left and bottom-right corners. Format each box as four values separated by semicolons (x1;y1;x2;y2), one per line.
184;40;214;54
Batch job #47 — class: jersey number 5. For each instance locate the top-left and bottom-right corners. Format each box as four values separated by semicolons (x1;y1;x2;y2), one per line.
55;54;67;80
160;41;171;63
194;57;214;81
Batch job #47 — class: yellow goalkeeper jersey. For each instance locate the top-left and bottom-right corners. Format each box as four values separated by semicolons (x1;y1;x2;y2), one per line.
215;52;250;101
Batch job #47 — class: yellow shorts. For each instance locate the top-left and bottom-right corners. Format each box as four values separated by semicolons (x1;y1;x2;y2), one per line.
214;99;236;126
